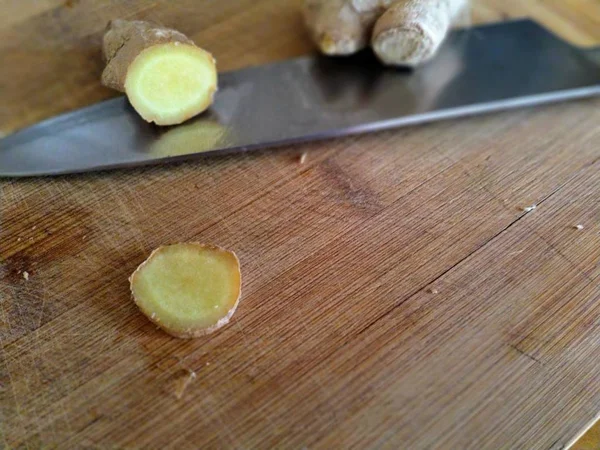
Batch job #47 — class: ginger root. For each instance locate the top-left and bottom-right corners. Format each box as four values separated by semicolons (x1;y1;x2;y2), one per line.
302;0;384;55
102;20;217;126
130;243;241;338
303;0;469;67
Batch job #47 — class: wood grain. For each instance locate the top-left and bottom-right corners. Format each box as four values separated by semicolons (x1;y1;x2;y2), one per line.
1;1;600;449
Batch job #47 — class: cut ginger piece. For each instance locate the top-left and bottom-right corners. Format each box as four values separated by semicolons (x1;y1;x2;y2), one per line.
101;20;217;126
130;243;241;338
125;44;217;125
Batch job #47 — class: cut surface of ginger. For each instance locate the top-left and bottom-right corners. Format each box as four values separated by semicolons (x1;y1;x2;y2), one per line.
130;243;241;338
125;43;217;126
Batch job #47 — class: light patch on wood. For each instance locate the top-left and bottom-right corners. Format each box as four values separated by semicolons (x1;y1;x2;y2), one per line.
171;369;197;400
22;271;29;281
575;224;584;230
299;152;308;164
522;204;536;212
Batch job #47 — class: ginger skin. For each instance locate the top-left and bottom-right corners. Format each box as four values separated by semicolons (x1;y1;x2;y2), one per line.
102;20;217;126
303;0;469;66
302;0;385;55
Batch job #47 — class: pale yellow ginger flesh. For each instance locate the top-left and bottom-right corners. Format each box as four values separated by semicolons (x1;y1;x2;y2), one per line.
125;44;217;126
101;20;217;126
130;243;241;338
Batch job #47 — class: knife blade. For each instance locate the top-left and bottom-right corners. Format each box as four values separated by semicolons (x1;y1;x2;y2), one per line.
1;19;599;178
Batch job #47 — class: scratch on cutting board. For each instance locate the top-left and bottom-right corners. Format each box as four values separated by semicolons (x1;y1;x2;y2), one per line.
0;283;76;440
2;181;26;205
118;184;152;254
521;204;536;212
1;264;49;340
295;313;338;424
170;369;197;400
232;318;281;436
508;343;543;366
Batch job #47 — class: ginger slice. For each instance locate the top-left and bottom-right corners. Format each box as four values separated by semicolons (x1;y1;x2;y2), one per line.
125;43;217;125
130;243;241;338
101;20;217;126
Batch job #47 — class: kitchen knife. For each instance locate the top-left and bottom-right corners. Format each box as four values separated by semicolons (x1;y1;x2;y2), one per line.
1;19;599;178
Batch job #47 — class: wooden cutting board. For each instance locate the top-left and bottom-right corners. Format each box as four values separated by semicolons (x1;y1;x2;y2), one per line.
2;1;600;448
